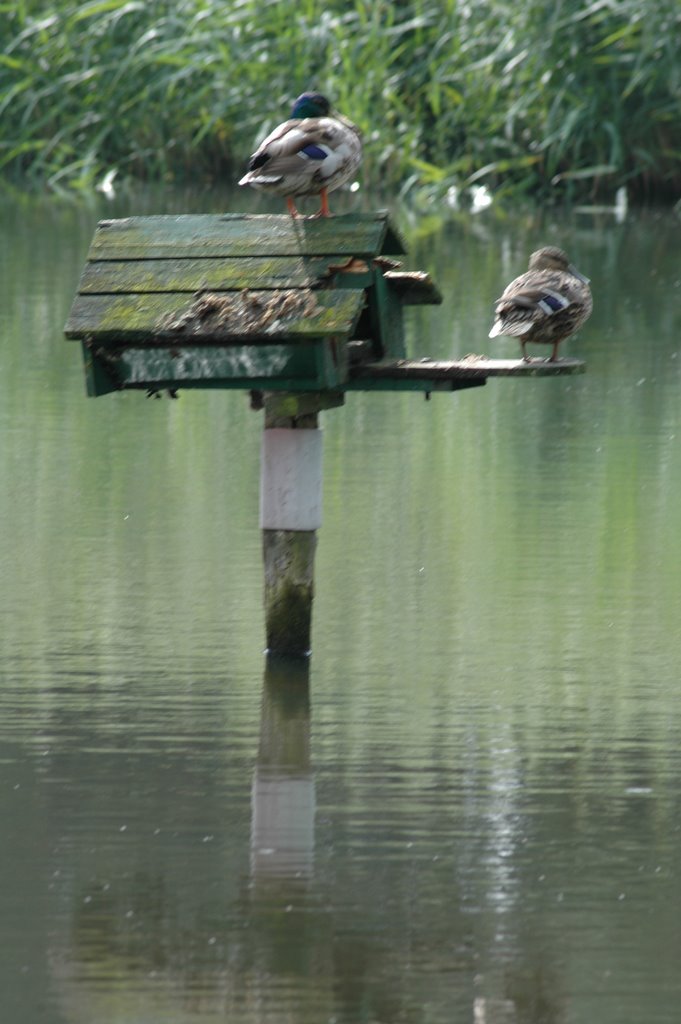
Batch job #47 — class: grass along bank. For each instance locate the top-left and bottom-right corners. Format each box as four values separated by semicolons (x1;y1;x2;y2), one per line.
1;0;680;202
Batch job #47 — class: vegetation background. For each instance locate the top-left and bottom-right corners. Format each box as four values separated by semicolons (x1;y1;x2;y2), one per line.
1;0;680;201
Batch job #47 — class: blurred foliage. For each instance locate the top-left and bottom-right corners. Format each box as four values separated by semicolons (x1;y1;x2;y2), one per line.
1;0;680;201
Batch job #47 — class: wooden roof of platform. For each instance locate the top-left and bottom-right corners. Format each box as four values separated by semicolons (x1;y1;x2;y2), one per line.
64;212;584;397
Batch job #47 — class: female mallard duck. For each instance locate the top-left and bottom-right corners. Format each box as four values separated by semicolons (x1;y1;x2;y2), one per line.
489;246;592;361
238;92;362;218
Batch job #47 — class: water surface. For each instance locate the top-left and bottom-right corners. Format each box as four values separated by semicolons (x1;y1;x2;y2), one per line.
1;188;680;1023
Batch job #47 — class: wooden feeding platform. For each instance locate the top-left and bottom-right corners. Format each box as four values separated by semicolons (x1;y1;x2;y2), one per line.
349;354;584;392
64;211;585;656
64;212;584;397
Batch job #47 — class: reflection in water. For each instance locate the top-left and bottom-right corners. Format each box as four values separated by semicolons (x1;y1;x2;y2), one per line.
246;659;327;1019
1;193;681;1023
251;657;315;880
45;660;320;1023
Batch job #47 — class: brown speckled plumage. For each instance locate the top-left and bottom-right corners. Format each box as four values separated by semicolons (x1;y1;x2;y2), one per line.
489;246;592;361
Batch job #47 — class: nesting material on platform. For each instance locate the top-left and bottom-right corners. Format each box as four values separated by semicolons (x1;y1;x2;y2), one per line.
157;288;322;337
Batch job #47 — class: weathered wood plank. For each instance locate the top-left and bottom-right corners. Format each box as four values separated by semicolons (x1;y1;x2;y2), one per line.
262;529;317;656
87;212;406;260
78;256;347;294
65;289;365;344
261;391;346;418
345;376;486;393
366;270;406;360
350;356;586;383
384;270;443;305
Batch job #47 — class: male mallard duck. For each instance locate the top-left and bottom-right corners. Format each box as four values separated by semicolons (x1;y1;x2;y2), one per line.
489;246;592;361
238;92;362;218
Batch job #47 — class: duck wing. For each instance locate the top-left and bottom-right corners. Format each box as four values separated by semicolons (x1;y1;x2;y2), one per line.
240;117;359;184
490;271;577;337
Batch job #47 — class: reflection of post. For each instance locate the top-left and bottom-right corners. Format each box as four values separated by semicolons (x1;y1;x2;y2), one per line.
473;996;517;1023
251;655;315;879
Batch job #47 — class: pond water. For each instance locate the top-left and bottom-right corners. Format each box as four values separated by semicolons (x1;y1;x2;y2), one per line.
1;185;681;1024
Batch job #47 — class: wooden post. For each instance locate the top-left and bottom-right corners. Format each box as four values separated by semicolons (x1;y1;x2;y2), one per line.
260;392;343;656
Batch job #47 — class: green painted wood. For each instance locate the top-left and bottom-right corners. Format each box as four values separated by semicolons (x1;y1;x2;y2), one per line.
81;341;119;397
141;377;346;393
77;256;356;294
367;270;406;359
65;289;365;344
87;212;406;261
323;266;374;292
84;340;347;393
317;335;348;388
63;209;466;395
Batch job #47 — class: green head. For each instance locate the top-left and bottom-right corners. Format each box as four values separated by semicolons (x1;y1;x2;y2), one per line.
290;92;331;119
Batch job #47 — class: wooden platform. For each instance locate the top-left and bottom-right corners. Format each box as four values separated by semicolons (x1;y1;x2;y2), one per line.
64;213;585;397
64;212;442;396
348;356;585;391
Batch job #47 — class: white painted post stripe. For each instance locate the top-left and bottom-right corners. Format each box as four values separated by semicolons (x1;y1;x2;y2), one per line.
260;428;323;531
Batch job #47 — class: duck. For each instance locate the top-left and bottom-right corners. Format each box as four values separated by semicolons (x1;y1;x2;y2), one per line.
238;92;362;218
489;246;592;361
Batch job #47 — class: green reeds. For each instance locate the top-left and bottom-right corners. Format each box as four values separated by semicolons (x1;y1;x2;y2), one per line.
1;0;679;200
